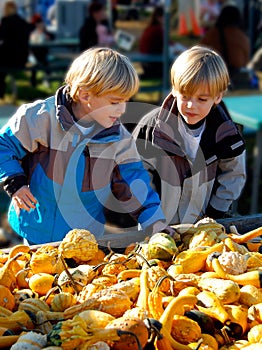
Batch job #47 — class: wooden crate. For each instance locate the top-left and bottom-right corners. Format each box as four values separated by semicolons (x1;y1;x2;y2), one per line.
2;214;262;254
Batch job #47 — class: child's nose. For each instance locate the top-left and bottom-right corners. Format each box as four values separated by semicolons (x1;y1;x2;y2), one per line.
187;101;193;108
116;102;126;114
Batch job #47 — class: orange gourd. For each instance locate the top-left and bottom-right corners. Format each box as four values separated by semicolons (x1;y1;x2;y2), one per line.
15;267;33;289
155;334;173;350
0;285;15;311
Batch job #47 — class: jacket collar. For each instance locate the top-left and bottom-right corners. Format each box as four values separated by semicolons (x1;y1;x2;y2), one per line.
55;85;121;142
152;93;185;155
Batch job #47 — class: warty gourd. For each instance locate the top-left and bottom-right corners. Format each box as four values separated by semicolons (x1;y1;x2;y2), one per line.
198;277;240;304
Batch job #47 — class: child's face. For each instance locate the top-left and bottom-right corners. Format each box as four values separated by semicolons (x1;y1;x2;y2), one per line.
78;91;127;129
173;85;222;125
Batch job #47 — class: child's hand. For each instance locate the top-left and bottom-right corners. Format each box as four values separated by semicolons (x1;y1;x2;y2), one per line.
12;186;38;212
162;226;181;243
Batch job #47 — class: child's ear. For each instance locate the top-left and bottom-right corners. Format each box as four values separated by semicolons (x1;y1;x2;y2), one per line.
78;88;89;102
214;93;223;105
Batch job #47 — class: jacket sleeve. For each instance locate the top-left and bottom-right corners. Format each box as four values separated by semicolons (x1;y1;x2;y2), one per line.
0;103;48;196
207;151;246;214
111;132;166;233
132;111;161;195
0;119;29;195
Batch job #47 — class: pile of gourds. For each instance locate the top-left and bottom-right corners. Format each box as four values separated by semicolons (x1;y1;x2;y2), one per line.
0;221;262;349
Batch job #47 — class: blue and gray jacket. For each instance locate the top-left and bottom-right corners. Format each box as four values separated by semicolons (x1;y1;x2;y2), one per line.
0;86;165;244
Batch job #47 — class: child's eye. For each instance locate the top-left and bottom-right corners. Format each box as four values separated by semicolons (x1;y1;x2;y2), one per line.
111;100;127;105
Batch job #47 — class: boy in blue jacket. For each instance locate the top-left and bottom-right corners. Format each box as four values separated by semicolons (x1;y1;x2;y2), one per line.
0;47;169;244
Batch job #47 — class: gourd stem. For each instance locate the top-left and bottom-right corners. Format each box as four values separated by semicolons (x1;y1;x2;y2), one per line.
221;326;231;344
117;330;143;350
155;274;175;288
193;338;203;350
130;251;152;268
59;254;79;294
43;285;60;302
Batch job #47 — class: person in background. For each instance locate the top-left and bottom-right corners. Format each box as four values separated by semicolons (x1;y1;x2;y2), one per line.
0;47;174;245
29;13;54;66
46;1;57;27
79;1;114;52
139;5;164;79
200;0;221;33
200;4;250;88
132;46;246;225
0;0;32;100
29;13;55;87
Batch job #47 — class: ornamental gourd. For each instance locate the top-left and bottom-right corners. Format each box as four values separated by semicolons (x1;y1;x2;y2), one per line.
198;277;241;304
51;292;77;312
147;232;178;261
106;316;149;350
0;285;15;310
10;331;47;349
57;267;89;294
78;310;115;328
247;324;262;343
58;229;98;262
171;315;202;345
30;245;64;275
18;298;50;314
28;273;55;295
64;289;132;319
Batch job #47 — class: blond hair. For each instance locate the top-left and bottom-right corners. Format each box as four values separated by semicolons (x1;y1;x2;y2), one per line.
65;47;140;102
171;45;230;97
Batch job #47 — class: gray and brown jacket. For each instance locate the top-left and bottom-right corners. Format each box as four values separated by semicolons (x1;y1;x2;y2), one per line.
132;93;246;224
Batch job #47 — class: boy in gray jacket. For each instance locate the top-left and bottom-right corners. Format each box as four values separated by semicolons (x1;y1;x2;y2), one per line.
133;45;246;224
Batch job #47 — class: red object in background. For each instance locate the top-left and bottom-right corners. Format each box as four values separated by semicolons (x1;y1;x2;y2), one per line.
178;13;188;36
190;8;202;37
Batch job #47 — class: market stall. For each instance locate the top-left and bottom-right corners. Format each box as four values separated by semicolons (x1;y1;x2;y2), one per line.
1;214;262;349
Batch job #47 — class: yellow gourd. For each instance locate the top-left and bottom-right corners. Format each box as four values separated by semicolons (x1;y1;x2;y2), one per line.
18;298;50;314
159;294;198;331
239;284;262;307
78;309;115;328
247;324;262;343
196;290;230;324
0;257;18;291
212;257;262;288
58;229;98;262
28;273;55;295
200;334;219;350
171;315;202;344
136;269;150;312
174;242;224;274
224;304;248;335
0;310;34;331
51;292;77;312
198;277;240;304
30;245;64;275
